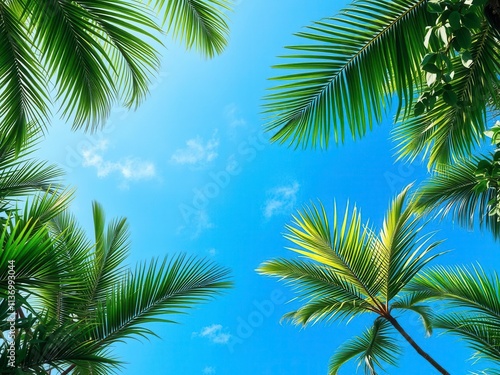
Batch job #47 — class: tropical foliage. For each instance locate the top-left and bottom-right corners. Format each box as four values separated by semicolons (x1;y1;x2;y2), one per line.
0;0;232;148
258;186;451;374
264;0;499;166
0;200;232;373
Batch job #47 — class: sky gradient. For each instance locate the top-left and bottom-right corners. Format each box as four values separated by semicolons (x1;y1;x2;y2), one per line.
35;1;499;374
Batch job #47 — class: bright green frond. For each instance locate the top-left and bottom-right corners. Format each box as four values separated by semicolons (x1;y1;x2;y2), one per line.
284;201;382;301
257;258;374;325
329;317;401;375
151;0;232;58
264;0;431;148
0;313;118;372
0;217;65;312
376;185;445;301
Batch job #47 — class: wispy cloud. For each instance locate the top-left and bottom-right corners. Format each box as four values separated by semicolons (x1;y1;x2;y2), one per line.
264;181;300;219
208;248;217;257
82;140;156;181
194;324;231;345
178;209;214;239
224;104;246;128
170;134;219;167
203;366;216;374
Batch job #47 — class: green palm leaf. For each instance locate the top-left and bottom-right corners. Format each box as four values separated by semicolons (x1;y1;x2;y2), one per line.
329;318;401;375
284;202;383;301
432;313;500;363
414;156;500;239
0;1;49;147
0;0;162;147
151;0;232;58
264;0;431;148
410;265;500;322
24;0;161;131
376;185;444;302
0;313;119;373
94;255;231;345
258;258;374;325
259;187;449;374
82;202;130;313
0;126;63;211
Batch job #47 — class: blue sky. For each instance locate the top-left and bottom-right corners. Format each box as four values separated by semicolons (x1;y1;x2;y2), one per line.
34;1;499;374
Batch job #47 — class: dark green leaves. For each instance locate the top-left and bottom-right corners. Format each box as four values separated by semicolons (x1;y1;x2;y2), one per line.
0;0;233;148
151;0;233;58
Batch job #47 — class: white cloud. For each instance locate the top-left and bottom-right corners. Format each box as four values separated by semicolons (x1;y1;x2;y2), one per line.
82;140;156;181
224;104;246;128
203;366;216;375
208;248;217;256
264;181;300;219
170;134;219;166
194;324;231;345
177;209;214;239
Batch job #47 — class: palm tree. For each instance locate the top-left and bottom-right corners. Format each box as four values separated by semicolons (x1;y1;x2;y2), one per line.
408;265;500;374
258;186;449;374
263;0;499;166
0;201;232;374
0;0;232;149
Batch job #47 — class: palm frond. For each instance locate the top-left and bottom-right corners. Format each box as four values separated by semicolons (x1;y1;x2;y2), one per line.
0;1;49;148
93;255;231;345
284;202;382;301
264;0;431;148
0;0;162;144
151;0;232;58
257;258;374;325
432;313;500;363
329;317;401;375
394;18;500;166
0;313;118;372
414;156;500;239
376;185;445;302
409;265;500;321
82;202;130;311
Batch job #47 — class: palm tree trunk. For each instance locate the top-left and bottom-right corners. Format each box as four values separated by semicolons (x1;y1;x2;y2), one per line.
385;314;450;375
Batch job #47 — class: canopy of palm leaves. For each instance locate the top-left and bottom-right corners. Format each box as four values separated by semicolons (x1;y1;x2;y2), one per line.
0;0;232;149
264;0;499;166
258;186;447;374
0;201;232;373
